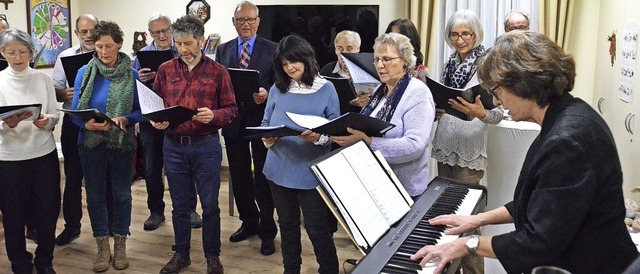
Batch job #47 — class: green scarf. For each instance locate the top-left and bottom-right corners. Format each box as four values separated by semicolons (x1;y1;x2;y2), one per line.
77;52;136;151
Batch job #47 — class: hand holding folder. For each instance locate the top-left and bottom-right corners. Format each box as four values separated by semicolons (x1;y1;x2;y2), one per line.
425;75;495;121
135;80;196;128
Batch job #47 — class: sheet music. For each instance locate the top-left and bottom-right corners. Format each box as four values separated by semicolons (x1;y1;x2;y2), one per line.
341;55;381;85
314;141;412;247
136;80;165;114
285;112;329;129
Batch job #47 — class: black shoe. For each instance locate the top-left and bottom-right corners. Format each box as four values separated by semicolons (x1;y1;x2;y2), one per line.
35;265;56;274
26;227;38;243
190;212;203;229
55;228;80;246
229;226;257;242
160;253;191;274
206;256;224;274
143;213;166;231
260;240;276;256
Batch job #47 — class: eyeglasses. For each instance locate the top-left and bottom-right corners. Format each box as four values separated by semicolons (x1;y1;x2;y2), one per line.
0;14;7;23
149;28;171;37
76;29;93;36
449;32;474;41
234;17;258;25
2;50;30;58
489;85;500;100
373;56;401;64
505;25;529;32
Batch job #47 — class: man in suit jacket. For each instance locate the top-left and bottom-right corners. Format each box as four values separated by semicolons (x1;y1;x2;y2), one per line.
215;0;278;256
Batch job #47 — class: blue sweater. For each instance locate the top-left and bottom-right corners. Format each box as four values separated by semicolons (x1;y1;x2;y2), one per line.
71;65;143;146
261;80;340;190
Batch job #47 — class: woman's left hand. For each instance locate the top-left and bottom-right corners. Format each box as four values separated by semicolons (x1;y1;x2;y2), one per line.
330;127;371;146
111;117;129;132
449;95;487;119
33;114;49;128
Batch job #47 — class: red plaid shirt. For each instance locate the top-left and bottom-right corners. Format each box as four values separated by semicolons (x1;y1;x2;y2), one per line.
154;56;238;136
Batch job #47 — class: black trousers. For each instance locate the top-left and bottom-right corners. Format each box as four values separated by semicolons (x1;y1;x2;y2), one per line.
269;181;338;274
60;115;84;230
0;150;60;273
139;122;166;214
225;136;276;241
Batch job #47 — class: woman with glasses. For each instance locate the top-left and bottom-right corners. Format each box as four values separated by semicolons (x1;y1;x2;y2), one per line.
431;9;504;274
331;32;436;200
0;28;60;274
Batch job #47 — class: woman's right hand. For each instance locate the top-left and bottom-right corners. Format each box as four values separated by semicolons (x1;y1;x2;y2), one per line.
2;112;33;128
85;118;110;131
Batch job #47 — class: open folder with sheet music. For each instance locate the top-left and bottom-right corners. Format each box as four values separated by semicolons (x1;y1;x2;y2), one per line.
309;140;414;253
245;111;395;139
340;52;381;95
0;103;42;121
425;75;496;121
135;79;197;128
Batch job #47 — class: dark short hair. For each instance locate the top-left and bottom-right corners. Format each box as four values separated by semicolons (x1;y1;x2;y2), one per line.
385;18;423;65
272;35;319;93
477;31;576;107
92;20;124;44
171;15;205;41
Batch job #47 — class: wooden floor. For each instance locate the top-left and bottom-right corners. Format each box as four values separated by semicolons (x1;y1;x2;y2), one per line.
0;170;363;273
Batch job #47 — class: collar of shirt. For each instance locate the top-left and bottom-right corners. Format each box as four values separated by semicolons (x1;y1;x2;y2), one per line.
288;75;328;94
236;35;257;58
331;62;350;78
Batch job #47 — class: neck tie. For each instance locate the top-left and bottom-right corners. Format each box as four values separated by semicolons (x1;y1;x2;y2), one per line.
239;41;250;69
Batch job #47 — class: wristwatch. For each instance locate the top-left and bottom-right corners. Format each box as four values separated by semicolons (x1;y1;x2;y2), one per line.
465;235;480;254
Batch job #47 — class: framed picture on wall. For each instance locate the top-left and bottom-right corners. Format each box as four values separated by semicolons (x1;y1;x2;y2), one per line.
186;0;210;24
26;0;72;68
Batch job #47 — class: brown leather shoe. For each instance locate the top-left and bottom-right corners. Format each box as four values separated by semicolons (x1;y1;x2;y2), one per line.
206;256;224;274
160;253;190;274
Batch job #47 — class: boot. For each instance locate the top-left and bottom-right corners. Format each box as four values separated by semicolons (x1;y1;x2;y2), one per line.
113;234;129;270
93;236;111;272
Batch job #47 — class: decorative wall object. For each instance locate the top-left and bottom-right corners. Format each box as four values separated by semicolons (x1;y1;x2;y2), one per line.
186;0;210;24
608;31;616;67
26;0;71;68
619;20;638;103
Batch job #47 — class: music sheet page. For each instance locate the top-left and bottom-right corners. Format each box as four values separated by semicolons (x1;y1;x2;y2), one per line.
136;80;165;115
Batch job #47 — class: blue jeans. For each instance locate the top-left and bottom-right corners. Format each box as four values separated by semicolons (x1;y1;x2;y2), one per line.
79;144;134;237
164;134;222;258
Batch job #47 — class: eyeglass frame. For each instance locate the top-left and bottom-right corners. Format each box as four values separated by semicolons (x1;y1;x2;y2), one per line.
448;32;474;41
234;17;258;25
2;49;31;58
489;85;501;100
0;14;7;23
373;56;402;65
149;28;171;37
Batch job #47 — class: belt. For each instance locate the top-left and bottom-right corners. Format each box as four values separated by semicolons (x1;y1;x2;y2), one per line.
166;133;213;144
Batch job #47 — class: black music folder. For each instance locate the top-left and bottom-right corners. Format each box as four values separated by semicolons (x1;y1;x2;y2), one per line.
425;75;496;121
286;111;395;137
59;108;110;123
341;52;379;81
323;76;361;114
0;103;42;121
0;59;6;70
245;125;303;139
135;80;196;128
228;68;260;103
309;140;413;253
61;51;94;86
136;49;174;72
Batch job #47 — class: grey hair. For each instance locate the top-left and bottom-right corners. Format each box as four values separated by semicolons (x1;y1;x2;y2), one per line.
171;15;205;41
148;12;172;26
234;1;259;16
373;32;416;72
334;30;361;49
444;9;483;49
0;28;35;56
503;10;530;31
